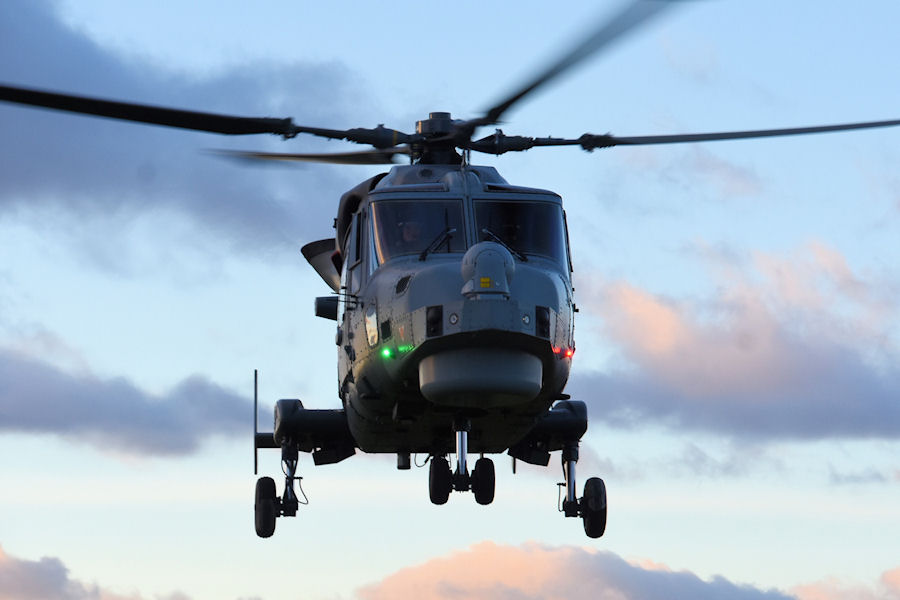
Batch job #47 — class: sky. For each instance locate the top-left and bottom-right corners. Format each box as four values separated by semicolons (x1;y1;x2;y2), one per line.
0;0;898;598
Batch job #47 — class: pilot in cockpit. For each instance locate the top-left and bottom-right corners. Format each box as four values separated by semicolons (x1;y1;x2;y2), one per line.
400;219;423;246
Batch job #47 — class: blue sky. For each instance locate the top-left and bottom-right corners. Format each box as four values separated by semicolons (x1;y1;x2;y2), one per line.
1;1;898;599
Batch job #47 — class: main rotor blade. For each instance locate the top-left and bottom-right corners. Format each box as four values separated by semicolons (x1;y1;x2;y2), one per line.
0;84;417;147
479;0;676;127
469;118;900;155
0;83;309;137
576;118;900;149
213;147;409;165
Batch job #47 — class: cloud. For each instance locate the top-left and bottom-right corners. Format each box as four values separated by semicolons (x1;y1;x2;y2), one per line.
357;541;793;600
569;242;900;440
687;147;763;197
0;545;188;600
791;566;900;600
659;32;720;85
669;441;779;478
0;348;248;456
828;465;890;486
0;0;361;261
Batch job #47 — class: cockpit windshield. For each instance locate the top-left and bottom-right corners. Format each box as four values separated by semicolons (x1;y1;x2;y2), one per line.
371;199;466;264
474;200;568;266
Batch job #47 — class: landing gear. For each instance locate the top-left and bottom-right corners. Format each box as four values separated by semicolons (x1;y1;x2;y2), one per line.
253;441;306;538
559;441;607;538
254;476;277;538
429;456;452;504
581;477;607;538
428;417;495;505
472;457;495;505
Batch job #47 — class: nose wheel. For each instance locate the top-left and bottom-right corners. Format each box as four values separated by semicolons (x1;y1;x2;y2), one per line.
428;418;496;505
472;457;495;505
429;456;452;504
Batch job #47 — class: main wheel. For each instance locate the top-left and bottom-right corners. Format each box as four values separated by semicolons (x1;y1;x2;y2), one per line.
255;476;277;538
472;457;495;505
581;477;607;538
429;456;452;505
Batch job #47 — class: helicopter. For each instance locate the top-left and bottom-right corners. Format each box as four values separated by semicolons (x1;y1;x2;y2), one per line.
3;1;900;541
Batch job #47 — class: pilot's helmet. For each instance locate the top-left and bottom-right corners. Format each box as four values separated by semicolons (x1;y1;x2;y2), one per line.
398;218;423;243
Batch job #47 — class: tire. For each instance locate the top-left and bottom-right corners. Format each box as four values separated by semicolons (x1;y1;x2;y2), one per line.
472;458;495;505
255;476;277;538
429;457;452;505
581;477;607;538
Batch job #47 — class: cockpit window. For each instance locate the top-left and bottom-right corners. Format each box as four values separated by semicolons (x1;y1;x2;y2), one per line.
474;200;568;266
371;199;466;264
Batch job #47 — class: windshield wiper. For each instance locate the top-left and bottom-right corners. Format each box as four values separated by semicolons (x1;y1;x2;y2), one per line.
481;228;527;262
419;227;456;261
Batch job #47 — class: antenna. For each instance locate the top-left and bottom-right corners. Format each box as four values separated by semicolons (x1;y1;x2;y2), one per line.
253;369;259;475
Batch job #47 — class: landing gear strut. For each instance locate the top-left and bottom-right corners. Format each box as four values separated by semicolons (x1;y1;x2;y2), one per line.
428;417;495;505
254;441;305;538
560;441;607;538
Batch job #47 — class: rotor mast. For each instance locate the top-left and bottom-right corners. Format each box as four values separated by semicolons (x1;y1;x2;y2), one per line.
414;112;463;165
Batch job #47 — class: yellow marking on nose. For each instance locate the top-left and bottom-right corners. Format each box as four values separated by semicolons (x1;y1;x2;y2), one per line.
480;277;491;288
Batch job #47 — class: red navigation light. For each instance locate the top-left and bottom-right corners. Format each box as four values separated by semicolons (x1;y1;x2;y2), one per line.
564;348;575;358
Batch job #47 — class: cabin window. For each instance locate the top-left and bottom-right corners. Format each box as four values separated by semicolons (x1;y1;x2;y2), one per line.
473;200;568;267
345;213;363;295
370;199;466;264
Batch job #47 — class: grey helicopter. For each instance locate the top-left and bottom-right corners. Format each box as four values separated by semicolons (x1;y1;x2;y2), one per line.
3;0;900;540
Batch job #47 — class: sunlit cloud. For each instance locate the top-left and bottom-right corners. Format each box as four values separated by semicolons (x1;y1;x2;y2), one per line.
357;541;793;600
0;348;247;456
569;242;900;440
792;566;900;600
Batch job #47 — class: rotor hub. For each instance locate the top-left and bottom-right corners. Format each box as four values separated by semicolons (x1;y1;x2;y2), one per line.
416;112;454;137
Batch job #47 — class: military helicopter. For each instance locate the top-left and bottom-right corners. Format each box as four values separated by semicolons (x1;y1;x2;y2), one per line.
3;1;900;540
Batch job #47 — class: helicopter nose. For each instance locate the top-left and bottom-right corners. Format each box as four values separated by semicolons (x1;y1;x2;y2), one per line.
460;242;515;299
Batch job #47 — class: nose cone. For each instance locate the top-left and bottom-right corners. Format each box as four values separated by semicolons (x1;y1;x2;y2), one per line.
461;242;515;299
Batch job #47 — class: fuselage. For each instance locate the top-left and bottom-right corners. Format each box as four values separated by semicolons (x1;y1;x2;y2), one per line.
324;164;576;454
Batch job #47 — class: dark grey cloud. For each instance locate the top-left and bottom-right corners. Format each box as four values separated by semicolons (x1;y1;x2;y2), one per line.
0;0;365;260
0;349;248;455
567;347;900;441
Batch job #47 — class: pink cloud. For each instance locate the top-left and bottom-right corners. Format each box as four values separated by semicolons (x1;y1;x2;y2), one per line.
357;541;793;600
569;242;900;439
791;566;900;600
882;568;900;597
